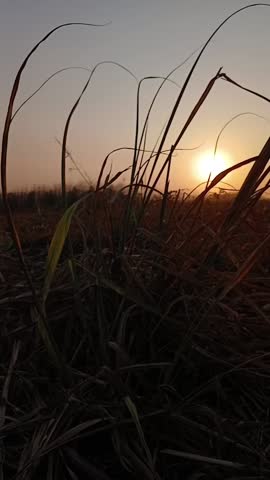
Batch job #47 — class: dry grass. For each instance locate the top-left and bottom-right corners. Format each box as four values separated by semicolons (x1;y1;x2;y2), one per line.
1;4;270;479
2;191;270;479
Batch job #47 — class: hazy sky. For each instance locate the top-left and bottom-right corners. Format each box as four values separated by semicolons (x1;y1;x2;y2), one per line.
0;0;269;191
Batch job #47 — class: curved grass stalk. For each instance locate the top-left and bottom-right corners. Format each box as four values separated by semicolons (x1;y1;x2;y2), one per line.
61;61;138;206
1;21;110;381
144;69;223;208
212;111;270;200
128;75;183;190
147;71;270;212
143;4;270;207
12;66;90;121
95;145;184;191
123;50;202;239
220;73;270;103
188;112;270;238
133;48;202;183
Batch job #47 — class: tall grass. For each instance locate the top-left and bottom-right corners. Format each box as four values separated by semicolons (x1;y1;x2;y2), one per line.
1;4;270;479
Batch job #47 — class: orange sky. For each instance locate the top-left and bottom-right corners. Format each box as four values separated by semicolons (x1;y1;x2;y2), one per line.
0;1;269;192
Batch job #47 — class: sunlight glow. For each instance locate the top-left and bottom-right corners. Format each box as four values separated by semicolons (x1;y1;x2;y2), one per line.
194;150;231;182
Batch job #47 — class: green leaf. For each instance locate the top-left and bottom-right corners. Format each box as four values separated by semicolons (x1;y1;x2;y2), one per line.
43;195;88;303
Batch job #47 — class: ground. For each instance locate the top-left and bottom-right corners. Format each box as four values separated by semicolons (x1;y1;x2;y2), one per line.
2;195;270;479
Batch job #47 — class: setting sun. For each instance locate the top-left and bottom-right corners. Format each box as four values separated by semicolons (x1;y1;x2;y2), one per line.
195;150;231;182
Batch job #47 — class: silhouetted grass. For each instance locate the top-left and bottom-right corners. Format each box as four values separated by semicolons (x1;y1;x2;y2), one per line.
1;4;270;479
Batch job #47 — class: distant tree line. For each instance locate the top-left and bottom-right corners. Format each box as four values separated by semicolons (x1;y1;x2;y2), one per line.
0;186;88;212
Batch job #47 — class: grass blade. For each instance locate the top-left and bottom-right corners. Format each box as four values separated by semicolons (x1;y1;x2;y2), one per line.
161;448;246;469
124;396;154;471
43;195;89;303
219;230;270;300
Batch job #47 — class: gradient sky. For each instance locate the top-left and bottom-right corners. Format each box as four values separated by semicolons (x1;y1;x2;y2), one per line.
0;0;269;192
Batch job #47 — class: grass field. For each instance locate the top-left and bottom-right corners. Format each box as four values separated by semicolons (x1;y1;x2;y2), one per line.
1;5;270;479
2;188;270;479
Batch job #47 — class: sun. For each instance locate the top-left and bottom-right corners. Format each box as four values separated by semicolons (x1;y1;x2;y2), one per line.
194;150;231;182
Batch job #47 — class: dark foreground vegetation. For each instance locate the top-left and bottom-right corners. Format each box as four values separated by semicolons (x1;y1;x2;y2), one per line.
2;187;270;480
1;4;270;479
